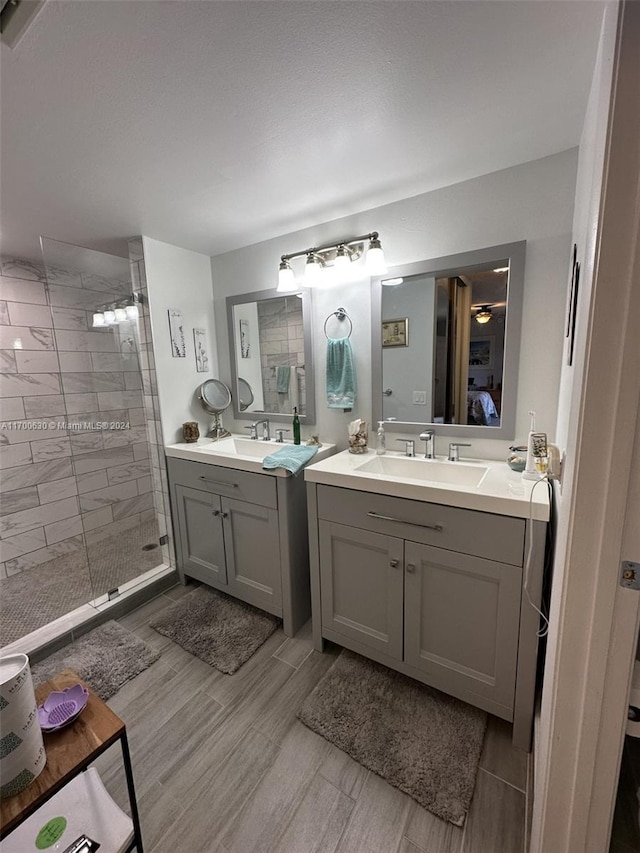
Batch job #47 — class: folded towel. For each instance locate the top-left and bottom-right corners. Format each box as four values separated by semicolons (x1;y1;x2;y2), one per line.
262;445;318;475
326;337;356;409
276;365;290;394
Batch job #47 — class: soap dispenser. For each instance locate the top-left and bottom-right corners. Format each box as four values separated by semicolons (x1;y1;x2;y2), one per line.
376;421;386;455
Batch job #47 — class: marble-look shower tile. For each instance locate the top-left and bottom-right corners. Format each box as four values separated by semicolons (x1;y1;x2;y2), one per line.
70;432;104;456
72;446;134;475
62;372;125;395
0;277;47;303
0;443;32;469
37;476;78;504
82;506;114;532
43;266;82;288
0;486;40;516
4;534;85;575
1;420;64;445
79;480;138;512
54;329;119;353
107;460;151;485
124;372;142;391
57;351;93;372
0;398;25;420
14;351;59;373
136;476;152;495
44;514;83;545
84;513;141;546
0;326;54;351
0;496;78;539
63;393;99;414
1;259;46;282
50;307;89;331
0;458;74;492
0;301;9;325
31;436;72;463
0;372;61;398
47;284;103;312
133;442;150;461
111;492;154;520
0;350;17;373
23;395;66;418
103;425;147;450
76;470;109;494
91;352;139;372
0;527;47;562
80;272;130;296
7;302;53;328
129;407;146;426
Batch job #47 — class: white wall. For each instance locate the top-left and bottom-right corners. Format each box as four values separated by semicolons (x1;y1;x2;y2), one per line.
143;237;219;444
232;301;265;412
211;150;577;454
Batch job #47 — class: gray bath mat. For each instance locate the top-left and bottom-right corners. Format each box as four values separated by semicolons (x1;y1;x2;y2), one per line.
32;620;161;701
149;586;280;674
297;649;487;826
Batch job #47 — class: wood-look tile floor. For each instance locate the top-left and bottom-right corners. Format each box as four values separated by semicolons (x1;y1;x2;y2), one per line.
92;585;529;853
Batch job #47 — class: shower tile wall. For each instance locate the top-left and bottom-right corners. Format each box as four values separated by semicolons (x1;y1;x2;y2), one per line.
257;296;305;414
128;238;174;568
0;253;170;587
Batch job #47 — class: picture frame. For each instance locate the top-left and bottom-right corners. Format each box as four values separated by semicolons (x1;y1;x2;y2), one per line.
469;337;494;368
168;308;186;358
239;318;251;358
193;327;209;373
382;317;408;348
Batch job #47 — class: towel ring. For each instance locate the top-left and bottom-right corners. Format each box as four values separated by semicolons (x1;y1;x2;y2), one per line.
324;307;353;340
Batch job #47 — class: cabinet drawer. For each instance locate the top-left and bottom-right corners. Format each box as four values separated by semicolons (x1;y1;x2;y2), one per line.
316;484;524;566
167;457;277;509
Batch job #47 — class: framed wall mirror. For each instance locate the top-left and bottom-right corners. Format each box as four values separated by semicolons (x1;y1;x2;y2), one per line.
371;241;525;439
226;287;316;424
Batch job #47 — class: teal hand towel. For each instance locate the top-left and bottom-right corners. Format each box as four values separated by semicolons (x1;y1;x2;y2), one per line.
326;337;356;409
262;445;318;475
276;365;290;393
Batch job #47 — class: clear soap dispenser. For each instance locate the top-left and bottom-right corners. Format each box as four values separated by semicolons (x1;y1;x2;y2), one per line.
376;421;386;455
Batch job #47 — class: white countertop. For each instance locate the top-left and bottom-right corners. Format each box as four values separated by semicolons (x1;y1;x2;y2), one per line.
304;448;551;521
165;435;336;477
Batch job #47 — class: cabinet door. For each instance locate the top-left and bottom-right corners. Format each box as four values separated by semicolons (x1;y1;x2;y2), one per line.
223;497;282;614
319;521;404;660
404;541;521;709
175;485;227;586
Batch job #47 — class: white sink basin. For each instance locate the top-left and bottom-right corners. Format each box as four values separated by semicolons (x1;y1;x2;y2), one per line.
355;454;489;488
226;438;286;459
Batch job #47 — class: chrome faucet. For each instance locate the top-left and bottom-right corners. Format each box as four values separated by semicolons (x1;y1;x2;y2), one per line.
254;419;271;441
448;442;471;462
243;423;258;440
419;429;435;459
396;439;415;457
275;428;290;443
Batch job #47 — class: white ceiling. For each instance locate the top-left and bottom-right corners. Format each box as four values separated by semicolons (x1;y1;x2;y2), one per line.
1;0;604;263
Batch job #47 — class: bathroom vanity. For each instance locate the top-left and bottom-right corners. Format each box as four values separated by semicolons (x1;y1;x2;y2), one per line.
305;449;550;750
166;436;334;636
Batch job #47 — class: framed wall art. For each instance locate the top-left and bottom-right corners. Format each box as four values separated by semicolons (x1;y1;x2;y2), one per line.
193;327;209;373
382;318;408;348
168;308;186;358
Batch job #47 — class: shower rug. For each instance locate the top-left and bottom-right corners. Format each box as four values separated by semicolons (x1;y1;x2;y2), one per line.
31;620;161;701
149;586;280;674
297;649;487;826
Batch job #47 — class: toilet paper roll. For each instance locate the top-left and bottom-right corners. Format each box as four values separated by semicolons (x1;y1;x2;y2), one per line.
626;660;640;738
0;653;46;797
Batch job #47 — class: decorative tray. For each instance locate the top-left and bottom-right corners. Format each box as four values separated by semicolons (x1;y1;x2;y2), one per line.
37;683;89;732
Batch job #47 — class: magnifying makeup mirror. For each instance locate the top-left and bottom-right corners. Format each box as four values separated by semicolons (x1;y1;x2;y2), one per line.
237;378;254;412
196;379;232;440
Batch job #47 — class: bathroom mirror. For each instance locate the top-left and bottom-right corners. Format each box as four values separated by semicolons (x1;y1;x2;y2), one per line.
226;287;316;423
197;379;232;414
371;242;525;439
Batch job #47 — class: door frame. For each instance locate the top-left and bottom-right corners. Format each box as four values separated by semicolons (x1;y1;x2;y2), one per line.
531;2;640;850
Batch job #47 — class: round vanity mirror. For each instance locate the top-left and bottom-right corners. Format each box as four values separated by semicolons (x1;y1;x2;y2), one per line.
196;379;232;441
197;379;232;414
237;378;254;412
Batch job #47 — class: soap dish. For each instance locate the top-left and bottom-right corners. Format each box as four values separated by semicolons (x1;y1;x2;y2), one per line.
37;683;89;732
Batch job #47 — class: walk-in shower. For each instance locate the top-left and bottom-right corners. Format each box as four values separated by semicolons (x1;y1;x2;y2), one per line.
0;238;174;647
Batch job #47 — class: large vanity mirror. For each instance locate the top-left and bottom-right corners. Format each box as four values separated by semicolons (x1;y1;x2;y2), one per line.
226;287;316;424
372;242;525;439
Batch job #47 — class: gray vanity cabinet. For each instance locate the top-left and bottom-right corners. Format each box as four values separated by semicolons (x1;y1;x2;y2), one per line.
307;482;547;750
168;456;312;636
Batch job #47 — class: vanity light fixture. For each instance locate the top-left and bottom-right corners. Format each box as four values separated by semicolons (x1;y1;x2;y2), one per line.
474;305;493;324
381;277;404;287
493;267;509;273
103;309;117;325
277;231;386;290
92;293;143;326
92;312;106;327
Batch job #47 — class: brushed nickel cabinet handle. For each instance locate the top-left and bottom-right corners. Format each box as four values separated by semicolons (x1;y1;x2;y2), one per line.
406;563;416;573
367;511;443;533
199;476;238;488
212;509;220;517
221;511;229;519
389;559;399;568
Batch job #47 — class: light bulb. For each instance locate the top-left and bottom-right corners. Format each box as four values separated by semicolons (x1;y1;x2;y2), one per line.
125;304;139;320
304;254;323;287
475;306;493;324
114;307;127;322
92;312;106;327
103;310;116;325
277;261;297;292
334;246;351;272
365;237;387;275
381;277;403;287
